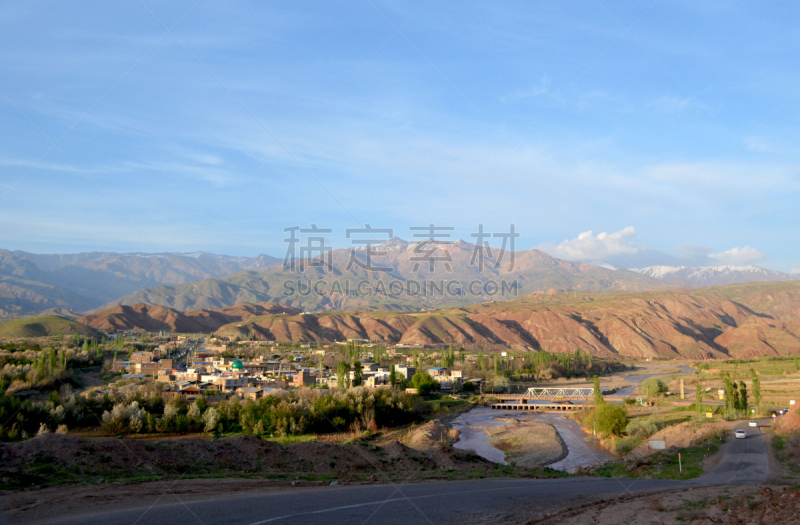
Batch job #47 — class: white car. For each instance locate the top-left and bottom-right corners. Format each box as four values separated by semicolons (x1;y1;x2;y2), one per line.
735;430;746;439
749;421;757;427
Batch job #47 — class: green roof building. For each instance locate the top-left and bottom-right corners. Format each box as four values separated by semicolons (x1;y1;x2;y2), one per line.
231;359;244;370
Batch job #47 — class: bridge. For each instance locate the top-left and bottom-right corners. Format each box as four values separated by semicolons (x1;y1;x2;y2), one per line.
490;401;580;411
486;388;595;412
491;387;595;401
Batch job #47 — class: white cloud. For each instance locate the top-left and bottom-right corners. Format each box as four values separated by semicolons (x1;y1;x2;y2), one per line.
790;268;800;275
708;246;767;265
547;227;638;261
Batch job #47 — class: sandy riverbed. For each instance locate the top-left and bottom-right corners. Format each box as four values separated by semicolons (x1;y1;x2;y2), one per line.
452;408;613;472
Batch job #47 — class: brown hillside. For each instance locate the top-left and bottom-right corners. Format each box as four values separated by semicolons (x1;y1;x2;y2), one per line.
78;302;301;333
78;282;800;359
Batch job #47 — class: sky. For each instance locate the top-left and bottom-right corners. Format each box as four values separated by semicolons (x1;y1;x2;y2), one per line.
1;1;799;272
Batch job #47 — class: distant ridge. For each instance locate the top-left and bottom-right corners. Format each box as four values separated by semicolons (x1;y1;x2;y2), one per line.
0;250;282;317
107;239;677;312
633;265;798;287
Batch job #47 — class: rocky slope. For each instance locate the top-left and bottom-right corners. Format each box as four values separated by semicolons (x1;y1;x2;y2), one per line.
78;281;800;359
76;302;301;333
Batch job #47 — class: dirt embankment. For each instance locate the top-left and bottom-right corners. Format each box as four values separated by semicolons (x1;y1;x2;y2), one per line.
534;486;800;525
485;418;567;467
625;420;722;460
0;432;489;490
402;420;460;452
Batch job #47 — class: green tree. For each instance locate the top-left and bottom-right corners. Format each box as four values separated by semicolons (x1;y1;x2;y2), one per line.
336;361;350;390
352;361;363;387
642;378;668;398
411;372;439;395
389;365;397;390
595;403;629;437
751;370;762;415
593;375;603;406
443;345;455;368
723;376;737;419
739;381;748;415
695;380;703;416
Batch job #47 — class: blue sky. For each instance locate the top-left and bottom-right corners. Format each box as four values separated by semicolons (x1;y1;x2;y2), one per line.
1;1;799;271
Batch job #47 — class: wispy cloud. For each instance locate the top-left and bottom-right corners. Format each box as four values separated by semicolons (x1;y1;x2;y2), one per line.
501;75;552;102
708;246;767;265
745;136;773;153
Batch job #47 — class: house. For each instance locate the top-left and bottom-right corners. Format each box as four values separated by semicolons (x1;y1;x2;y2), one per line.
427;367;448;377
396;365;416;380
292;369;317;387
360;362;379;372
156;372;176;383
134;362;160;375
130;351;155;363
236;387;264;400
364;375;389;388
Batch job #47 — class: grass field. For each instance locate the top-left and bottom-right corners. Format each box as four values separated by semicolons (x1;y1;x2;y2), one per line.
0;316;99;338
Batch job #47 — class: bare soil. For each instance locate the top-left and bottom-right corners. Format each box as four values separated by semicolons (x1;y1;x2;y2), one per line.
485;418;567;467
626;421;723;461
402;420;460;451
525;485;800;525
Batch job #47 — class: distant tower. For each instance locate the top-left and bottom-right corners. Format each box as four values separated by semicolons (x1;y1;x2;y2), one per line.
680;379;685;400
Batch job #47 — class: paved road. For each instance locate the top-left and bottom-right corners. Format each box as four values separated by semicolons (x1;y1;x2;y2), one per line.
696;419;772;485
15;419;774;525
37;478;688;525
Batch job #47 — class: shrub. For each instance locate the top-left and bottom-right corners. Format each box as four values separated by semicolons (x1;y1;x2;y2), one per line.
615;435;641;455
626;417;659;439
411;372;440;396
202;407;220;433
101;401;146;434
595;403;629;437
642;378;668;398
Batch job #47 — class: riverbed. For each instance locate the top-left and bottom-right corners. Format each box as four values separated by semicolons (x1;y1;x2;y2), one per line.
451;408;613;472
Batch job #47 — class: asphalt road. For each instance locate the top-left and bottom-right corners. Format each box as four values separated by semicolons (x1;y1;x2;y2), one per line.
38;478;688;525
696;418;772;485
13;419;774;525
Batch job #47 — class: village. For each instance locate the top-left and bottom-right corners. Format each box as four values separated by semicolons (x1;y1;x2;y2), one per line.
109;335;476;402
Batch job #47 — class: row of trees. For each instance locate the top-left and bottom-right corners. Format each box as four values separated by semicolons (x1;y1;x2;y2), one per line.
695;370;762;419
1;379;421;441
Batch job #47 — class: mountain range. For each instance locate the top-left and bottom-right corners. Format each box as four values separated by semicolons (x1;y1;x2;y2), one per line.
71;281;800;360
633;265;799;287
107;238;677;313
0;250;281;317
2;242;798;319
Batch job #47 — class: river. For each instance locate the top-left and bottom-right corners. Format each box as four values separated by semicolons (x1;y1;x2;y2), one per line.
451;407;613;472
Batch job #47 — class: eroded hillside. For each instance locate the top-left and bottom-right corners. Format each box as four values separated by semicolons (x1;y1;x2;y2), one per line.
73;282;800;359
